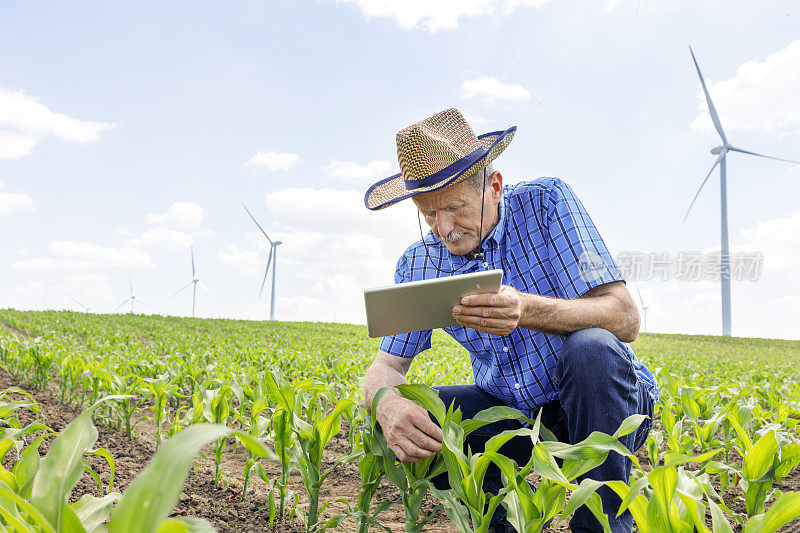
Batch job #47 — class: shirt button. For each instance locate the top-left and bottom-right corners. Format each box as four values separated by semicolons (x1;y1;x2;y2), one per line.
482;261;489;269
503;346;509;353
514;383;521;389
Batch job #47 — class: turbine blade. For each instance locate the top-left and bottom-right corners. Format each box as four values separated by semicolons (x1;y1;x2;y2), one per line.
258;247;274;298
241;202;273;244
129;272;133;296
137;299;152;308
689;45;727;144
198;282;215;296
114;299;130;311
168;282;194;300
728;146;800;165
683;153;724;224
73;298;87;309
191;246;196;278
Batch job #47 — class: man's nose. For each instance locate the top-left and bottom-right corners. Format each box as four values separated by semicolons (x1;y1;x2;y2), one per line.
436;213;454;235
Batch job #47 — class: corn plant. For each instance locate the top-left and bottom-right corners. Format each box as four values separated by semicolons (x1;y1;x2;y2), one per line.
360;389;443;532
183;382;244;488
264;369;356;532
144;373;182;448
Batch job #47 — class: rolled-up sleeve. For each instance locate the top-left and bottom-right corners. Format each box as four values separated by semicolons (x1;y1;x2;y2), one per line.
545;178;623;299
378;253;432;358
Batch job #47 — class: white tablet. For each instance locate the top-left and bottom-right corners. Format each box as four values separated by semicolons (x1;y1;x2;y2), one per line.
364;269;504;338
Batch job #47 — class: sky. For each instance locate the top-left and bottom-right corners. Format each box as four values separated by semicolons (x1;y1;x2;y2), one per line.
1;0;799;339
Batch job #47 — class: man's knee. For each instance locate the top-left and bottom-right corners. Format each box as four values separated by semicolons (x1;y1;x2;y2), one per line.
558;328;629;381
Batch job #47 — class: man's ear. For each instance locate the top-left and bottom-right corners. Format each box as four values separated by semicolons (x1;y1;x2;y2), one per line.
491;171;503;198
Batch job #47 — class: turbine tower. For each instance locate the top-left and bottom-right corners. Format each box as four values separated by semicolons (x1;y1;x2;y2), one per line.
115;273;149;314
684;46;799;337
242;203;283;321
169;246;213;317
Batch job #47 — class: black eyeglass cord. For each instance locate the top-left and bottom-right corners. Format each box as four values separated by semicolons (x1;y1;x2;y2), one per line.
417;167;489;275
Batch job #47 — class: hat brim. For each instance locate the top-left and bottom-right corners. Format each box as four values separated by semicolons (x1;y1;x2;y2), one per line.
364;126;516;211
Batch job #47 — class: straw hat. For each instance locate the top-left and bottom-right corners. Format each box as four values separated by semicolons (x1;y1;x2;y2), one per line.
364;108;516;210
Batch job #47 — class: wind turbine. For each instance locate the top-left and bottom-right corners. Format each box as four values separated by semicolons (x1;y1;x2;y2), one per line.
635;285;648;333
169;246;213;317
683;45;800;337
242;202;283;321
114;273;149;314
73;299;90;313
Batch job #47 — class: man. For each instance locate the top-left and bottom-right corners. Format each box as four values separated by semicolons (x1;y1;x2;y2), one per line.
363;108;658;533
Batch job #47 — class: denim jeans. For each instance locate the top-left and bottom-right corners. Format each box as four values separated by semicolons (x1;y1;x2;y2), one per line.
430;328;654;533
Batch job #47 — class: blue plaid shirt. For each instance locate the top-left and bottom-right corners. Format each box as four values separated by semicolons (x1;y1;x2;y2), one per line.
380;178;658;418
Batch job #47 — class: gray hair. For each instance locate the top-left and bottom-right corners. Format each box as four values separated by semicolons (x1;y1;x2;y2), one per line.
463;163;495;191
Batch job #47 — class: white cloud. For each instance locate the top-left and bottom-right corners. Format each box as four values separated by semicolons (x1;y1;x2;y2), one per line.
739;210;800;274
145;202;206;232
264;187;418;237
124;202;211;251
0;87;115;159
336;0;551;32
245;150;299;171
12;241;155;274
217;245;263;276
0;182;34;215
462;76;531;103
690;40;800;136
123;227;195;250
323;160;392;185
461;110;492;127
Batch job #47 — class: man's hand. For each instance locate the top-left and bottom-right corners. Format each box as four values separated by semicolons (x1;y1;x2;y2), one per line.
376;389;443;463
452;285;527;336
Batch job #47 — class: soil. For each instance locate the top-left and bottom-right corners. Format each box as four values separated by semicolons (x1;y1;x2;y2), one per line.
1;367;798;532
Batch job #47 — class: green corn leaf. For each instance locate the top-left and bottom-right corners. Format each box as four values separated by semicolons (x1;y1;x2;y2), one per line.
648;466;678;532
617;475;650;517
583;491;612;533
759;490;800;533
109;424;232;533
91;448;116;493
664;448;723;467
460;405;532;435
613;414;647;439
13;434;44;499
396;384;446;425
71;493;120;532
725;412;753;451
708;499;734;533
317;399;355;449
30;395;130;531
775;444;800;479
0;480;57;533
531;443;569;484
743;430;778;481
559;478;605;519
156;517;217;532
607;480;650;533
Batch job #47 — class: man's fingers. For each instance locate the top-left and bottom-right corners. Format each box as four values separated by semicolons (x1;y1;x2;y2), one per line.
459;293;497;307
454;314;508;328
410;413;444;446
395;435;436;462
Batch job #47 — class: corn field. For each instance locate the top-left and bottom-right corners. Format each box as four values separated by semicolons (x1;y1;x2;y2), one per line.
0;308;799;532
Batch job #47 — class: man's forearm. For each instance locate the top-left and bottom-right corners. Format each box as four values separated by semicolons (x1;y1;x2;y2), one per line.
518;289;639;342
364;357;410;412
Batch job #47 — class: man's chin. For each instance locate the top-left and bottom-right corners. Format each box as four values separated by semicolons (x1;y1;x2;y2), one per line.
444;240;473;256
